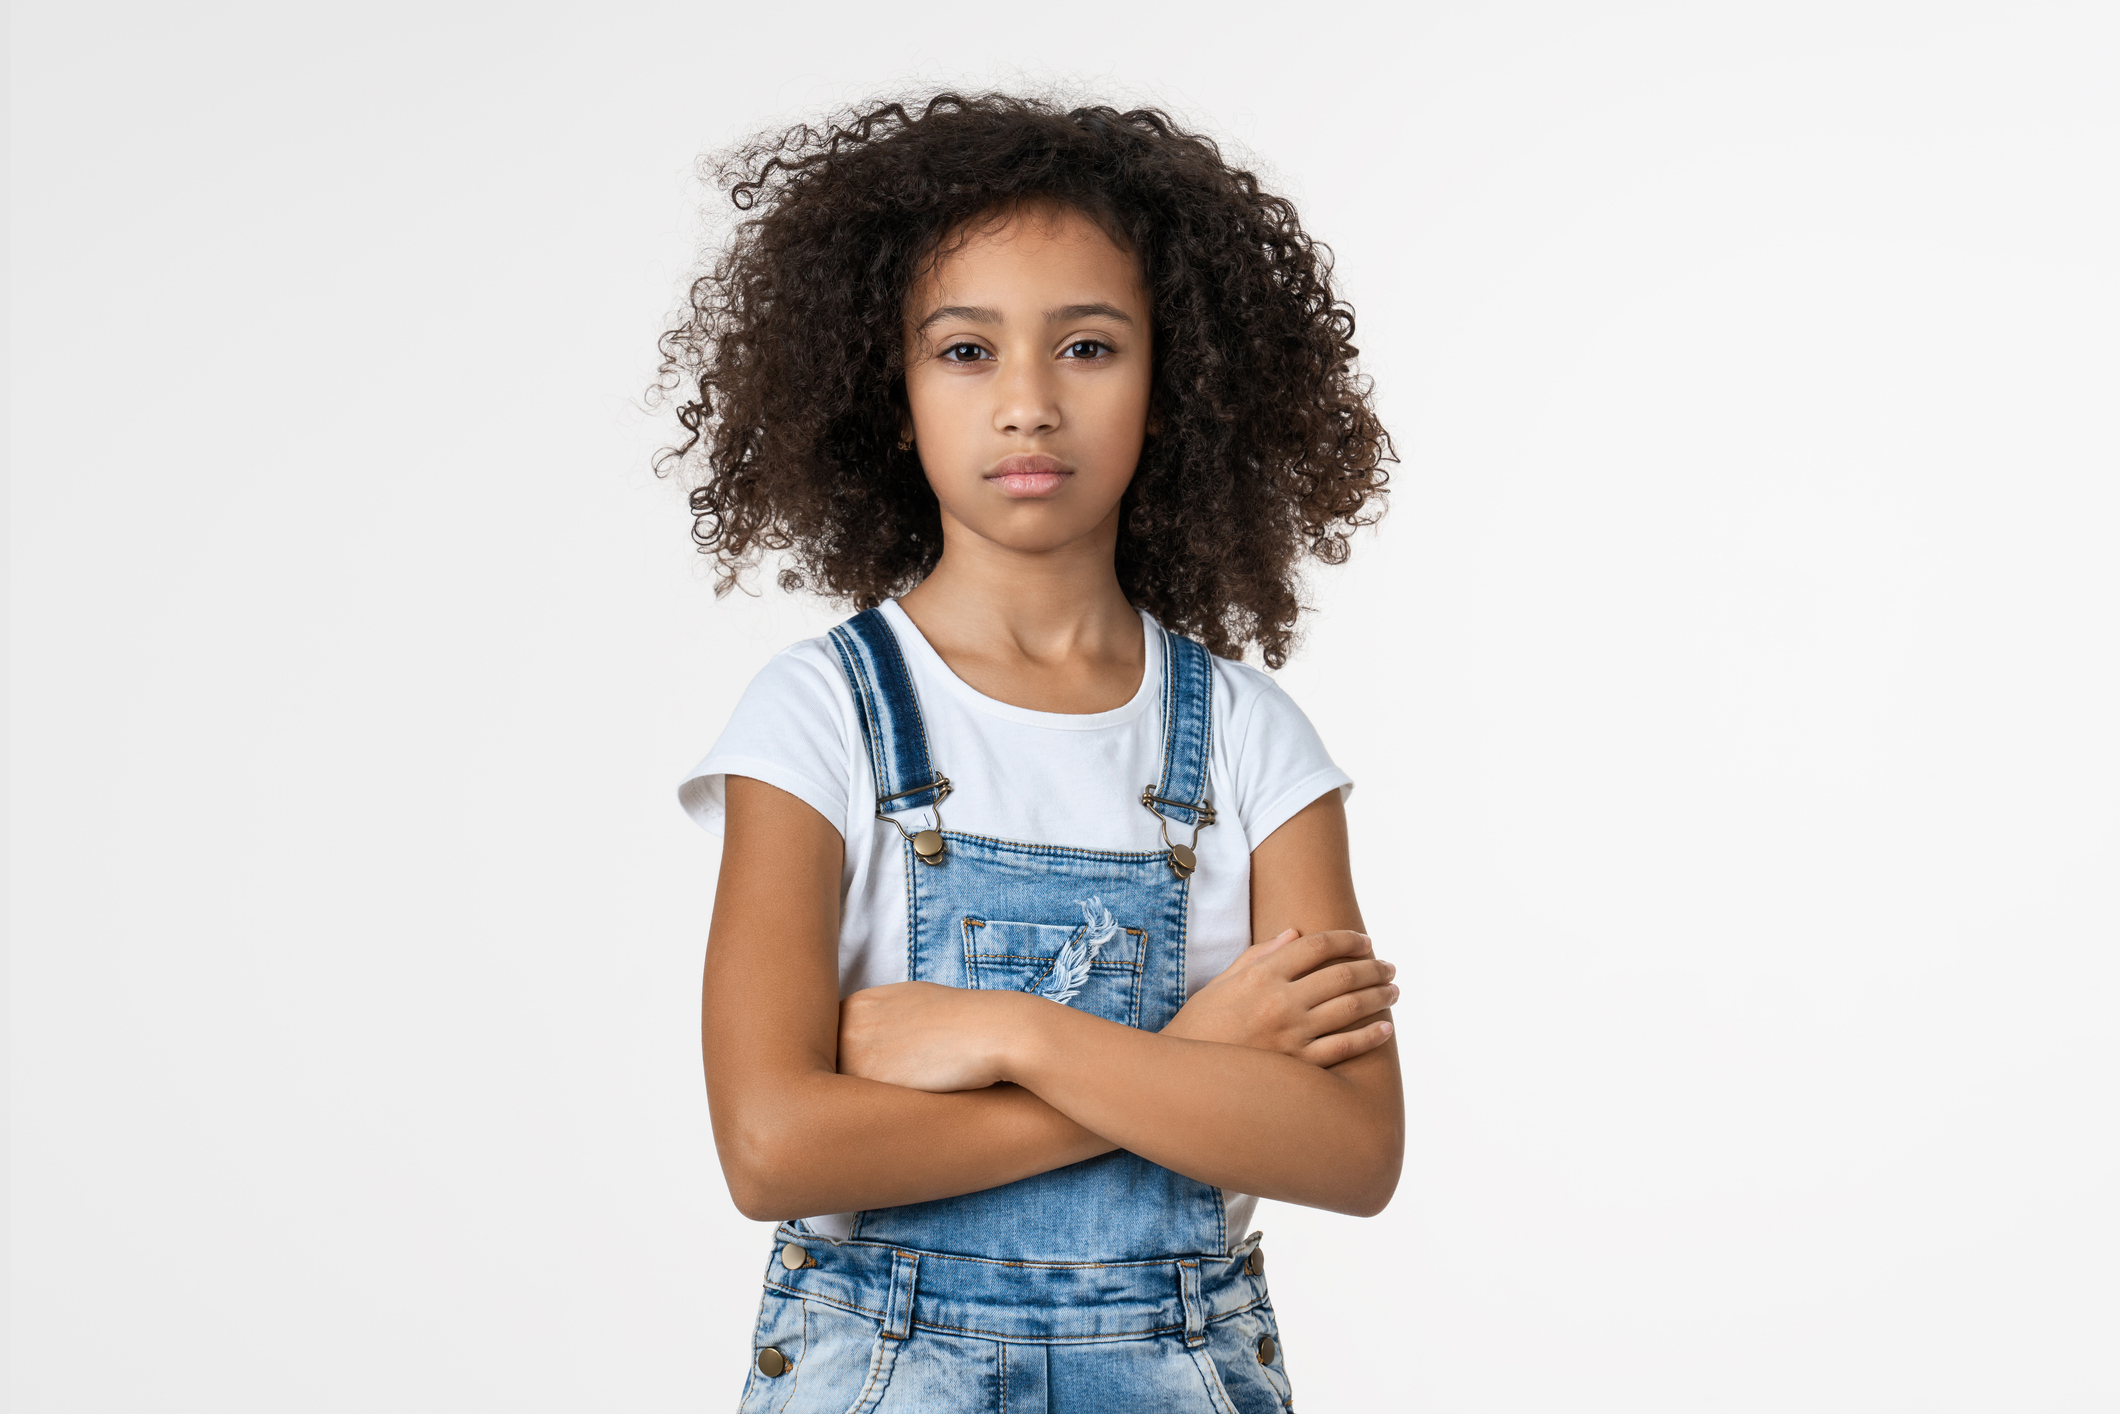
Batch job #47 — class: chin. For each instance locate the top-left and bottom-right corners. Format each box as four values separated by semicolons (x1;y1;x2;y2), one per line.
990;528;1101;555
970;518;1105;555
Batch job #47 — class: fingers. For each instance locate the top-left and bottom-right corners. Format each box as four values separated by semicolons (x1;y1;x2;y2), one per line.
1265;928;1375;981
1300;1017;1395;1068
1291;957;1396;1010
1310;984;1400;1033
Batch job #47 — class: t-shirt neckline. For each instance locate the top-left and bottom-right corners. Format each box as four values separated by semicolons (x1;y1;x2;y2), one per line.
876;599;1163;732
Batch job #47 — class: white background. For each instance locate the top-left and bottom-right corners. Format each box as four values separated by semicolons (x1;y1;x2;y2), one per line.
10;2;2117;1409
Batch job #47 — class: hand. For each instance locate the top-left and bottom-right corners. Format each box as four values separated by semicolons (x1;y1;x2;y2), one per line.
1162;928;1397;1066
837;981;1020;1093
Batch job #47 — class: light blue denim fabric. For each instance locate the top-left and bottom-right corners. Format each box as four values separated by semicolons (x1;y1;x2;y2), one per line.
735;608;1294;1412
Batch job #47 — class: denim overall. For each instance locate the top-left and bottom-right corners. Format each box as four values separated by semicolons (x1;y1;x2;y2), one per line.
737;609;1293;1413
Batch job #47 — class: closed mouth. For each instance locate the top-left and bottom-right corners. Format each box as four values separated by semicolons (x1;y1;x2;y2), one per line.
985;455;1072;498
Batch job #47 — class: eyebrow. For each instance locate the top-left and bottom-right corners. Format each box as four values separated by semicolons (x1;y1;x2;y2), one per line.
1047;302;1136;326
913;305;1001;333
912;302;1137;334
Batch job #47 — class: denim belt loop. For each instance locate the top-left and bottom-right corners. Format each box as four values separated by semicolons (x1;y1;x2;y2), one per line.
1177;1258;1207;1348
881;1249;919;1340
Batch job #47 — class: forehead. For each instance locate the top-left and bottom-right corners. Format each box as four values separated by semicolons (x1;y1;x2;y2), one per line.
906;205;1145;312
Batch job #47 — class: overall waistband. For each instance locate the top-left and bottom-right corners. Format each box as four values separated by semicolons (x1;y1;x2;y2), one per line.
763;1226;1268;1346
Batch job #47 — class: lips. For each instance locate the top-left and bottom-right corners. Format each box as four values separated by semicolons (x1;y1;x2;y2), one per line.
985;454;1072;498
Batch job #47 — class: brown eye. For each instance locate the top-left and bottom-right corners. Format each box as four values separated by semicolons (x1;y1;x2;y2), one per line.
1063;340;1110;359
941;342;989;362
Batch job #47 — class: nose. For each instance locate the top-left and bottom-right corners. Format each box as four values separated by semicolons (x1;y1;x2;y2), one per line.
993;356;1060;437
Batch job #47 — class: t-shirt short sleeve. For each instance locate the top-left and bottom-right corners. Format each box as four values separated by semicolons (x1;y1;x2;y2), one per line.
1227;666;1354;851
677;645;852;838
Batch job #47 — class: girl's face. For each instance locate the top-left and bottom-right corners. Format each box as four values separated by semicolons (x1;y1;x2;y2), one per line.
901;205;1153;559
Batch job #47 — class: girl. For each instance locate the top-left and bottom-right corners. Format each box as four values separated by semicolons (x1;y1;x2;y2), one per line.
663;94;1399;1413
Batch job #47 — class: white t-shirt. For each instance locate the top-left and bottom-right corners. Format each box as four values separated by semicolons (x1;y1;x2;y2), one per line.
678;599;1352;1246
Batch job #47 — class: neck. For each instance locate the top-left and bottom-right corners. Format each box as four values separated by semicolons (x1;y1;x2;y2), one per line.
897;507;1140;670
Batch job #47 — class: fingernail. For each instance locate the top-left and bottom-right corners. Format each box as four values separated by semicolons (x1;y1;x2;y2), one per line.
1274;927;1299;941
1382;963;1396;979
1379;1021;1394;1036
1387;985;1400;1001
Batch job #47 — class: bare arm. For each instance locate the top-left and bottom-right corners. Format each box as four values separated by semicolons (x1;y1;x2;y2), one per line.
842;790;1403;1216
1125;787;1401;1212
701;776;1113;1221
704;778;1400;1220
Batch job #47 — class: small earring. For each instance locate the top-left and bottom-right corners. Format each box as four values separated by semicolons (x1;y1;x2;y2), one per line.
897;434;914;452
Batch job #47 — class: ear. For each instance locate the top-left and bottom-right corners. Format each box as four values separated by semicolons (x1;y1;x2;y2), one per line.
892;386;915;452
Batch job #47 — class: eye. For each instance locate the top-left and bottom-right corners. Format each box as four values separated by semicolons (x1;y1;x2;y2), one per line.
1062;339;1112;360
939;342;990;363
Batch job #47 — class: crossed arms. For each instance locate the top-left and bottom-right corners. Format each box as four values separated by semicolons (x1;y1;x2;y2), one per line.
701;776;1404;1222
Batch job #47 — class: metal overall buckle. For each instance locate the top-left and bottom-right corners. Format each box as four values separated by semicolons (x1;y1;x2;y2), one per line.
1140;786;1217;879
877;777;953;865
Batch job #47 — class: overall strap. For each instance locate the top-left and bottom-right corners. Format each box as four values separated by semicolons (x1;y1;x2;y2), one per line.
1143;626;1216;829
827;608;951;814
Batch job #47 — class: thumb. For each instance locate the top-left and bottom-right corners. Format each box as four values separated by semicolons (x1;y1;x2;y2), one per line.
1253;927;1301;956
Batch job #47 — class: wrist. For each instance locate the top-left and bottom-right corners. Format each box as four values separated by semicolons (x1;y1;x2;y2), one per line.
988;991;1057;1087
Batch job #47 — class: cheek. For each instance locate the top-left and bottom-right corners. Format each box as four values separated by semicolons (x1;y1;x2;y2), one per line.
904;371;973;452
1085;376;1153;459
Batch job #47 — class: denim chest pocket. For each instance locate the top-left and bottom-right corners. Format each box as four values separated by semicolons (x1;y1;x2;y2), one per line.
961;910;1147;1029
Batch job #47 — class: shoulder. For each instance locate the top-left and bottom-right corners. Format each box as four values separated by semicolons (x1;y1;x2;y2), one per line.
1195;644;1353;848
676;632;860;838
1205;652;1290;731
751;634;857;704
1193;643;1318;749
713;634;860;745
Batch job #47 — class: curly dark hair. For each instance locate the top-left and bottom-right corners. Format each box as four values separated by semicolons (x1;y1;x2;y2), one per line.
652;92;1391;667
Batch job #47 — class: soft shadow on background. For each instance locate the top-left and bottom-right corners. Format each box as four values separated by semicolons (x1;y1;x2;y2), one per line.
9;2;2117;1409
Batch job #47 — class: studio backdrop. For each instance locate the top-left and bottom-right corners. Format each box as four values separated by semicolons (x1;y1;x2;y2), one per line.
9;2;2117;1410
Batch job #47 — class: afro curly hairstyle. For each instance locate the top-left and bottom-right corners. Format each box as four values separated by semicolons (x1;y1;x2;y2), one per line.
652;92;1392;668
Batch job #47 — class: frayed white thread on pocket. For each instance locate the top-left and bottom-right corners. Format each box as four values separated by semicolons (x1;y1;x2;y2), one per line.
1037;897;1120;1007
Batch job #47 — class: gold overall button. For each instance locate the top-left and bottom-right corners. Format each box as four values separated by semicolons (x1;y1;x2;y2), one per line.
779;1243;810;1270
757;1347;789;1377
1168;842;1197;877
1245;1248;1265;1277
1257;1334;1277;1365
912;829;946;863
